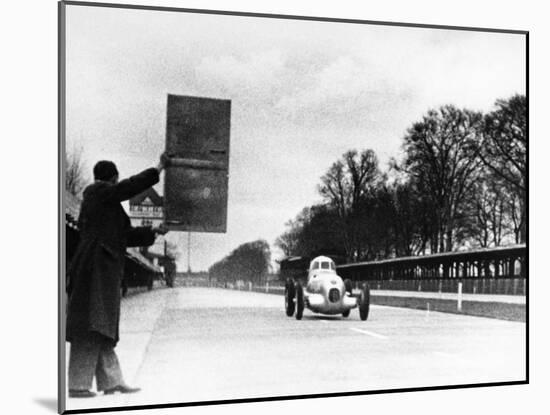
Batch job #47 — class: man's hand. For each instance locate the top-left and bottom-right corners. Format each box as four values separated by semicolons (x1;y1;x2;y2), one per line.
157;152;170;172
152;223;169;235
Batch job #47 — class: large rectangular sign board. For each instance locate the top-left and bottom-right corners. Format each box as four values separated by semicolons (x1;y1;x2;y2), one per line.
164;94;231;233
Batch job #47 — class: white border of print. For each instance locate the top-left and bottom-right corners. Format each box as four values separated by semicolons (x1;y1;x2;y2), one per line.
4;0;545;414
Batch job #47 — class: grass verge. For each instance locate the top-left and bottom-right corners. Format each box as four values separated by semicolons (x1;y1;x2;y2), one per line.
371;295;525;322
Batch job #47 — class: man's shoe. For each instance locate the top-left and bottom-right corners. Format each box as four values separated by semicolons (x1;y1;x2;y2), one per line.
69;389;97;398
103;384;141;395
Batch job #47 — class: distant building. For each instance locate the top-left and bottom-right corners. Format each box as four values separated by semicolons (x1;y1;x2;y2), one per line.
128;187;164;227
128;187;168;269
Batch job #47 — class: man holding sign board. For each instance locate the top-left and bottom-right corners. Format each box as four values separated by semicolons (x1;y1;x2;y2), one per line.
66;155;169;398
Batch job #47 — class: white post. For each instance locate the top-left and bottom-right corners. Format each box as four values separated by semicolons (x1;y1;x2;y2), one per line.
265;282;269;293
457;281;463;312
249;281;252;291
187;232;191;277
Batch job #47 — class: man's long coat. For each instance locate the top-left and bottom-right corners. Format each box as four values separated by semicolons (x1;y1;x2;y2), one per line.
66;168;160;345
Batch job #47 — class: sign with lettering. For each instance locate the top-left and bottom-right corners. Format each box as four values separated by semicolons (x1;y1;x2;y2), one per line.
129;205;163;219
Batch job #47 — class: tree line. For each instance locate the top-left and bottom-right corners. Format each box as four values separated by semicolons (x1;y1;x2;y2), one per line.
276;94;526;263
208;240;271;283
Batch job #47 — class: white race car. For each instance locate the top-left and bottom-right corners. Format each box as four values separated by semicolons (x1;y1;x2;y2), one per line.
284;256;370;320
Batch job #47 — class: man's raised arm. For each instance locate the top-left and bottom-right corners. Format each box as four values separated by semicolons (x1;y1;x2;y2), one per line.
107;153;168;202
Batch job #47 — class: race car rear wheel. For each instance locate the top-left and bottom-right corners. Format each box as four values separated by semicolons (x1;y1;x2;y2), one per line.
359;283;370;321
295;283;304;320
285;279;296;317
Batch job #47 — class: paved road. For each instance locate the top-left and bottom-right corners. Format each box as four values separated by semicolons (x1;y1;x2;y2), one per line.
66;287;526;411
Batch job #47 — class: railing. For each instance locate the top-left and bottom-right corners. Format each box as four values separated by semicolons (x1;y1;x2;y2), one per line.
337;245;526;296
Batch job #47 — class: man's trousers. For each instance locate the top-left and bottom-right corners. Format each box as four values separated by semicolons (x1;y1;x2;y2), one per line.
68;333;125;391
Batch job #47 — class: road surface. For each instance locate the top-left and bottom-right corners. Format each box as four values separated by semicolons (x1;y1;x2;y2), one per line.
65;286;526;411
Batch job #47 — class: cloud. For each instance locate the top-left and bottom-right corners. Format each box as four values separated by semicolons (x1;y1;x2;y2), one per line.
275;56;359;112
270;54;415;131
195;50;286;98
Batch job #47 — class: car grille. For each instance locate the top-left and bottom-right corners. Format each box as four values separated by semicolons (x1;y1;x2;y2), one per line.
328;288;340;303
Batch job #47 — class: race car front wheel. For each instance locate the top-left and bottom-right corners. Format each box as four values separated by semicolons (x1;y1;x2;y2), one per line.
359;283;370;321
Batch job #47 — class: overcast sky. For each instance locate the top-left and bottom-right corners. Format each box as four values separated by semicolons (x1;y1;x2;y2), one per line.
65;5;526;272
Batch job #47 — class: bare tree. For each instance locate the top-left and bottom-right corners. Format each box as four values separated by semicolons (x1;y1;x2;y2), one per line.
275;217;302;257
399;106;483;252
318;149;380;260
388;180;428;256
66;146;88;197
480;95;527;242
508;191;525;244
466;176;510;248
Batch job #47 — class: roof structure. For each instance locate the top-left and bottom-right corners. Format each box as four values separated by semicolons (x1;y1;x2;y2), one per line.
129;187;163;206
338;244;527;269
